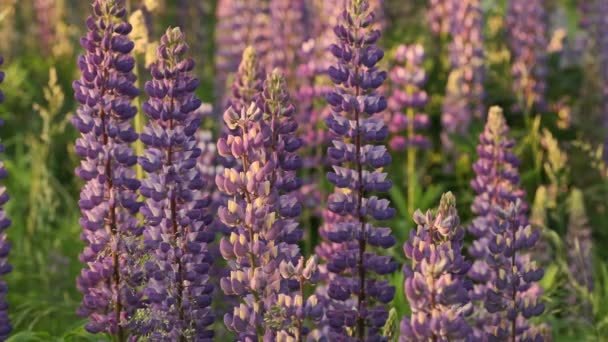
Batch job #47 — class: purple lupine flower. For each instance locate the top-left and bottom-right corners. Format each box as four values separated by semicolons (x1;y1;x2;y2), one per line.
441;0;484;147
261;69;304;202
0;57;12;340
506;0;548;113
72;0;142;336
387;44;430;152
217;68;303;340
483;201;545;340
468;107;544;340
566;188;594;313
214;0;272;110
400;192;472;341
426;0;455;36
312;207;360;340
274;256;324;340
138;27;215;341
323;1;397;339
260;71;315;341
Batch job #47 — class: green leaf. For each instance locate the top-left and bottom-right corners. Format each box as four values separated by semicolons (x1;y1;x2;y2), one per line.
389;186;408;219
540;264;559;290
418;184;445;211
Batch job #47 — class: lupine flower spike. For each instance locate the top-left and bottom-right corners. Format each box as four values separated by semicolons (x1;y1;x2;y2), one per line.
400;192;473;341
229;46;265;115
441;0;484;148
72;0;142;336
468;107;544;340
261;71;321;341
323;0;398;339
138;27;215;341
506;0;548;113
387;44;430;216
388;44;430;153
0;57;12;341
217;68;303;339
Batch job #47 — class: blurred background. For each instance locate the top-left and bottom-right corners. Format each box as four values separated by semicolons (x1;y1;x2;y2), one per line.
0;0;605;340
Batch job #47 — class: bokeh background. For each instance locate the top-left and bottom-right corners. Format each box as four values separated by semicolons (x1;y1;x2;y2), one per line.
0;0;605;340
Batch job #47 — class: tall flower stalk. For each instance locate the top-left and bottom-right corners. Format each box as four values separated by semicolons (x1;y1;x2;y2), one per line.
441;0;484;147
72;0;141;337
387;44;430;216
217;69;303;339
138;27;215;341
0;57;12;341
400;192;472;341
323;0;397;339
506;0;548;114
468;107;544;341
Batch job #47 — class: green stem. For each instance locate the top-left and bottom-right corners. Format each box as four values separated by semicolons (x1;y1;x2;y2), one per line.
133;58;145;181
524;113;542;185
406;108;416;217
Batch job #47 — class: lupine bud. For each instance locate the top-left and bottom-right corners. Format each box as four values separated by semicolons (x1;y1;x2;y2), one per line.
72;0;142;336
322;1;397;339
468;107;544;340
400;192;472;341
387;44;430;152
441;0;484;148
566;188;594;317
217;65;303;339
229;46;266;116
0;57;12;340
506;0;548;113
137;27;215;340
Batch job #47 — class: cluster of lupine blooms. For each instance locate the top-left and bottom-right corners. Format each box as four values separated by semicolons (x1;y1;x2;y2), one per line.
3;0;600;340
